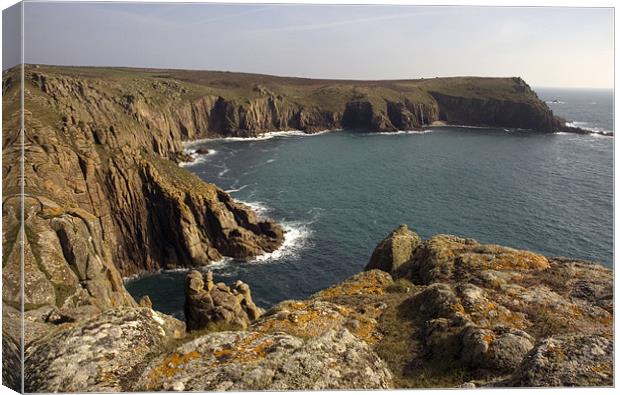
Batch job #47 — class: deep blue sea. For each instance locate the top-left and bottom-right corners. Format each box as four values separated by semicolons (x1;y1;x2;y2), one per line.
126;88;614;319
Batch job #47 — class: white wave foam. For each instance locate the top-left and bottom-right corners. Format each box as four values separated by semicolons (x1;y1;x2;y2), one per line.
565;121;613;136
209;130;308;142
225;184;249;194
430;124;494;130
122;267;190;283
184;129;337;145
218;167;230;177
178;148;217;167
242;201;271;218
364;129;433;136
545;100;566;104
250;221;312;263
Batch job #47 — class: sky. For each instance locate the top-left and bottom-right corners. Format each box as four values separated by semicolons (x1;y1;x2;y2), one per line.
2;2;615;88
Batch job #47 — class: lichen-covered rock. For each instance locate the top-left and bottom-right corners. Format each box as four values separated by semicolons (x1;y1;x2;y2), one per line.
397;234;550;283
135;329;392;391
2;66;285;328
373;228;613;385
252;299;386;345
508;335;613;387
364;224;421;273
460;325;534;372
2;332;21;392
185;270;264;331
24;308;185;392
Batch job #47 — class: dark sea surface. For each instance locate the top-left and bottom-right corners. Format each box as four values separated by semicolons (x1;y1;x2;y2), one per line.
126;88;614;319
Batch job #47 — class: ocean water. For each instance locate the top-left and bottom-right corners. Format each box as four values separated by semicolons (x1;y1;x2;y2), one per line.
126;88;614;319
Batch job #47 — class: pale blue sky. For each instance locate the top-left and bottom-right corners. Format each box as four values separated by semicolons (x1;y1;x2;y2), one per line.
4;2;615;88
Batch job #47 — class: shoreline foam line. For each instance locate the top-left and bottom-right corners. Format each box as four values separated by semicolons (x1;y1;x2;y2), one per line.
250;221;312;264
565;121;614;135
178;148;218;167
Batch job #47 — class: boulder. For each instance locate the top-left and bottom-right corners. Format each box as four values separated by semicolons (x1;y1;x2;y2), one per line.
135;329;392;391
508;335;613;387
184;270;264;331
24;307;185;392
365;224;421;273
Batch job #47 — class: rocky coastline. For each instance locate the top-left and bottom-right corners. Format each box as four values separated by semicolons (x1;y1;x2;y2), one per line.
4;226;612;391
2;65;613;391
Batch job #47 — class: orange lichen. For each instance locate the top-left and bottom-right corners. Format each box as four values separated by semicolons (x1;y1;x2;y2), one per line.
590;362;612;375
146;350;201;384
253;301;382;344
451;303;466;315
546;344;566;361
313;272;391;299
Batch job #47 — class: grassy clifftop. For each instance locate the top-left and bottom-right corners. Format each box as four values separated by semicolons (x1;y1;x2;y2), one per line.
12;64;560;135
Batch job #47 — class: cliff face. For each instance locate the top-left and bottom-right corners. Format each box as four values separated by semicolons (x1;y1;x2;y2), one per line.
2;66;285;319
1;65;583;369
20;66;567;142
20;227;613;391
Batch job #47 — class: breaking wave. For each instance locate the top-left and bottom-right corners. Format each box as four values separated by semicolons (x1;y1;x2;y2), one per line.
565;121;613;136
178;148;217;167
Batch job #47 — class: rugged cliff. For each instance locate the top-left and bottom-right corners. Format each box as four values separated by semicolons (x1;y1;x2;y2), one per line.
1;66;602;391
19;227;613;391
2;65;285;323
2;66;577;317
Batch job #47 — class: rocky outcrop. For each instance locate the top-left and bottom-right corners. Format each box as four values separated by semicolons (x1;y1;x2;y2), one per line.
135;329;392;391
16;227;613;391
185;270;264;331
429;91;560;132
364;224;421;272
252;270;394;344
360;226;613;387
2;62;611;390
507;335;613;387
1;65;285;324
24;308;185;392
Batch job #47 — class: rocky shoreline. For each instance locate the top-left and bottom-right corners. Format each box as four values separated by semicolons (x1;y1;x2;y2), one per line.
4;225;612;391
2;65;613;391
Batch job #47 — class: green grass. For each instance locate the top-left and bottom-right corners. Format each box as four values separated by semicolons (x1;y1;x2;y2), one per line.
20;64;539;113
374;282;475;389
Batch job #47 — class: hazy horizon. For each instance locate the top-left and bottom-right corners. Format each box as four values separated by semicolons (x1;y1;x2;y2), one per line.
3;2;614;89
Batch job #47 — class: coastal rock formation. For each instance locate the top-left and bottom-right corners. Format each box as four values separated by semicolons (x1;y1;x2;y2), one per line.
252;270;394;344
2;64;285;324
2;62;611;390
429;80;559;132
364;224;421;272
2;66;586;320
12;226;613;391
135;329;392;391
507;334;613;387
24;308;185;392
185;270;264;331
361;226;613;387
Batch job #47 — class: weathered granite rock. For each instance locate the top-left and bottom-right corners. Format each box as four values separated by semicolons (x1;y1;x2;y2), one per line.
7;227;613;391
364;224;421;273
135;329;393;391
384;230;613;383
185;270;264;331
507;335;613;387
2;332;21;392
24;308;185;392
2;66;286;329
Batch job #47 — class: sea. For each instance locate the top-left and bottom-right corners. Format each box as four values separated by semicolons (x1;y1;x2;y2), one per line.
126;88;614;319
